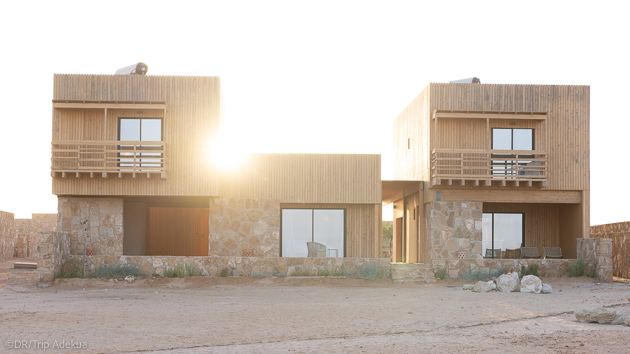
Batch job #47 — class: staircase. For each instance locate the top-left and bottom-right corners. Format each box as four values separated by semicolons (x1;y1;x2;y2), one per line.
390;263;436;285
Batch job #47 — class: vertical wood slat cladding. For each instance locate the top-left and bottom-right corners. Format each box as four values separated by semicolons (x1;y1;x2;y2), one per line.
52;74;221;197
430;83;589;192
220;154;381;204
483;203;560;257
281;203;380;258
394;86;431;181
147;208;209;256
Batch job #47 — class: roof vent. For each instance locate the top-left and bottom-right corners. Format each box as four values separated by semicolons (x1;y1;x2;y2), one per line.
115;62;149;75
450;77;480;84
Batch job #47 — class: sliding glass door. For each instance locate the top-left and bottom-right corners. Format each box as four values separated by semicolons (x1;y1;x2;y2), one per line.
482;213;524;258
281;209;344;257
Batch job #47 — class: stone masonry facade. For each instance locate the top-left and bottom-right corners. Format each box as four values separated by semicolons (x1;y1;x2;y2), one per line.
209;198;280;257
578;238;613;282
58;197;123;256
425;201;483;278
0;210;15;261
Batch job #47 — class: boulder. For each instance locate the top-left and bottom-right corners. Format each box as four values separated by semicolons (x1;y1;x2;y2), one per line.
124;275;135;283
612;308;630;326
520;275;542;294
575;307;616;324
496;272;519;292
541;283;553;294
463;284;474;291
472;280;495;293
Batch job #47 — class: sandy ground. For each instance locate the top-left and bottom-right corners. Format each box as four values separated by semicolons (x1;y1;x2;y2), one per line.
1;258;629;353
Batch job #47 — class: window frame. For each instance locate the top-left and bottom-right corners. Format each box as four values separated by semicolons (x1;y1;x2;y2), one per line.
482;212;525;259
491;128;535;176
279;208;347;257
117;117;164;168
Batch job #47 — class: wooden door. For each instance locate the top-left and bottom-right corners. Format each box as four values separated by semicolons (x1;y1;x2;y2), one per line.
147;207;209;256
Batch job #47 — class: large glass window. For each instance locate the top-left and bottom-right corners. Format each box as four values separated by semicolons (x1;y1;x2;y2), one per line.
118;118;163;168
492;128;534;176
482;213;524;258
281;209;344;257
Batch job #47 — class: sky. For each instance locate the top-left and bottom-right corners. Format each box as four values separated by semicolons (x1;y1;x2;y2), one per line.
0;1;627;225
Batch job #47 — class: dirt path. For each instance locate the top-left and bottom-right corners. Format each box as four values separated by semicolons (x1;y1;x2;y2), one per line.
1;259;629;353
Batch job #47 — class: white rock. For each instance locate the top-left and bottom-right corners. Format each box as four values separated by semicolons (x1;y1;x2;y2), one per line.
520;275;542;294
487;280;497;290
541;283;553;294
496;272;520;292
124;275;135;283
575;307;616;324
472;280;495;293
463;284;474;291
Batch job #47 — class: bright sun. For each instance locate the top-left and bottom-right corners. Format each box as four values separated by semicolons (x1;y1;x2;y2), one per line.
207;132;247;171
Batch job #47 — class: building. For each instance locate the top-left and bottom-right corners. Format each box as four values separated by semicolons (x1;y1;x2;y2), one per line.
50;74;382;267
390;82;591;277
44;74;603;282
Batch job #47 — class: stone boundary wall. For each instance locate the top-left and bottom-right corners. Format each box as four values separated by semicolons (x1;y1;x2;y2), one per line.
15;214;57;258
37;232;69;286
0;211;16;261
432;258;578;279
578;238;613;282
62;255;391;278
209;198;280;257
591;222;629;279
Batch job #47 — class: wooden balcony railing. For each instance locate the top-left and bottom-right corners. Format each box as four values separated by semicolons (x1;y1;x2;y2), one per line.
51;141;166;178
431;149;547;187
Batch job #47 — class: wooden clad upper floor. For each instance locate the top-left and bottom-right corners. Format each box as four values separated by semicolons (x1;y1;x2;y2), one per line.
394;83;590;192
52;74;222;196
220;154;381;204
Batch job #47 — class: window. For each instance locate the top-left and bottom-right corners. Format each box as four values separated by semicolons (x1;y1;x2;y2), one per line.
118;118;163;168
482;213;524;258
492;128;534;176
281;209;344;257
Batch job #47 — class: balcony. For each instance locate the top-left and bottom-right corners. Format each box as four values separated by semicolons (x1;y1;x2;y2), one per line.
51;141;166;178
431;149;547;187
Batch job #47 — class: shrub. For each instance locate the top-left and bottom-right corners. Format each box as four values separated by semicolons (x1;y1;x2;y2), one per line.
185;263;201;277
220;268;230;277
57;259;85;279
163;267;177;278
317;267;332;277
462;266;502;281
520;264;540;277
569;257;596;278
289;269;314;276
352;262;388;280
434;267;447;280
93;264;141;279
176;263;187;278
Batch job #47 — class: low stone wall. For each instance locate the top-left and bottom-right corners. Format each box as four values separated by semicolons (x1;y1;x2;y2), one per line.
591;222;630;279
0;211;16;261
432;258;577;279
15;213;57;257
37;232;69;286
62;255;391;278
58;197;123;256
208;198;280;257
578;238;613;282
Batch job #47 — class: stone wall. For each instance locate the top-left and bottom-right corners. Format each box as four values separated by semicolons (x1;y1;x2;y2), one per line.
208;198;280;257
15;213;57;258
58;197;123;256
0;211;15;261
425;201;483;277
63;255;391;278
432;258;577;279
37;232;69;286
591;222;630;279
578;238;613;282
